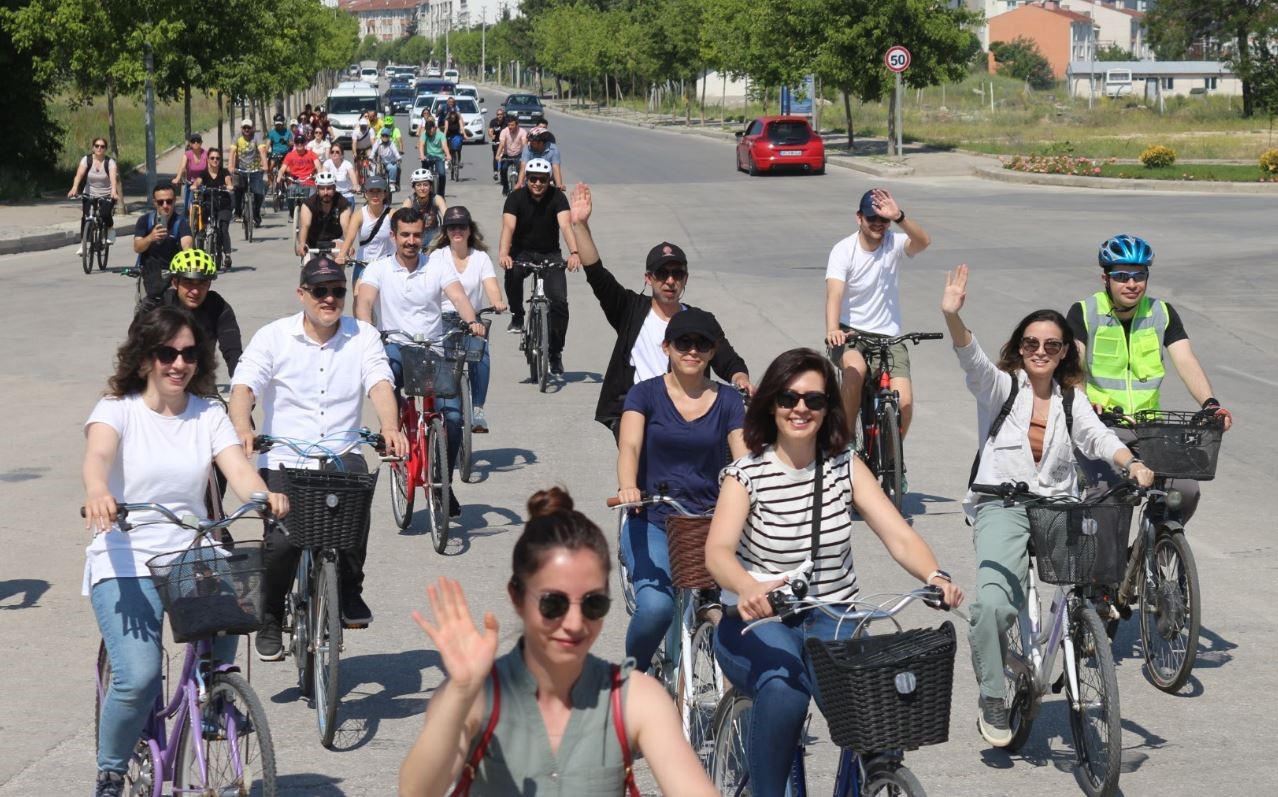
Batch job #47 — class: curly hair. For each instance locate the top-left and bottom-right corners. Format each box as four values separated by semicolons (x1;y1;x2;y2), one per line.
995;309;1084;388
107;306;217;398
509;487;611;600
743;348;851;457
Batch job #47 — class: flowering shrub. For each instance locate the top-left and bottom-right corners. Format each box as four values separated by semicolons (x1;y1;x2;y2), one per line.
1260;149;1278;174
1003;154;1105;175
1140;145;1176;168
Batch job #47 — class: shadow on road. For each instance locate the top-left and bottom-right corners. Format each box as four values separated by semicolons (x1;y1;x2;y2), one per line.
899;490;958;517
445;503;524;555
324;647;444;752
276;772;346;795
464;447;539;482
0;578;50;609
0;466;48;483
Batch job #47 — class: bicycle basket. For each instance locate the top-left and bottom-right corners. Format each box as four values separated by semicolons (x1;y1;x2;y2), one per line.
401;345;462;399
1131;410;1224;481
147;539;266;643
279;467;378;550
1025;499;1132;586
665;515;715;589
805;621;956;752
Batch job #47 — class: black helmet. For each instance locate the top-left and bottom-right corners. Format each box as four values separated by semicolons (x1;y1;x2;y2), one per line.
273;113;285;124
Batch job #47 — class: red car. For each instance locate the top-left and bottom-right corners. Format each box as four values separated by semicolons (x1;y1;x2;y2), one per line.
735;116;825;175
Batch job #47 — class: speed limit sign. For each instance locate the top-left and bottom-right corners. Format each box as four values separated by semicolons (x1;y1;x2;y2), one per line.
885;45;911;73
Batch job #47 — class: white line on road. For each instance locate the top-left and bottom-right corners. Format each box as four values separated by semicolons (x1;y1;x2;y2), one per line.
1218;365;1278;388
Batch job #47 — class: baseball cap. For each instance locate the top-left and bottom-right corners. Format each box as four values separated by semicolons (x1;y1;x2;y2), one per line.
645;242;687;272
664;308;722;345
300;256;346;286
364;176;389;192
858;189;885;220
240;118;253;127
442;206;472;227
189;133;202;143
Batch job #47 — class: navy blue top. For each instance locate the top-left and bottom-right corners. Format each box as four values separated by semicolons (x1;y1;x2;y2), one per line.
623;376;745;529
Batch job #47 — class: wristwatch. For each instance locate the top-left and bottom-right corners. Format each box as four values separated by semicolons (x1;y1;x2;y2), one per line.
1120;458;1144;478
895;210;906;223
926;569;952;585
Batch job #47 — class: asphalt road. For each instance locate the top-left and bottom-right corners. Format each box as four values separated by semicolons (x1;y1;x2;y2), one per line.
1;88;1274;796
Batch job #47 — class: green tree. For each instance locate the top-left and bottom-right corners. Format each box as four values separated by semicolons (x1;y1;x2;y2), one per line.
991;37;1055;90
1095;43;1133;61
0;0;61;195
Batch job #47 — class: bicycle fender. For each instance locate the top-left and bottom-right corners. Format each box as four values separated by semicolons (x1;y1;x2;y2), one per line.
1156;519;1186;538
213;662;243;676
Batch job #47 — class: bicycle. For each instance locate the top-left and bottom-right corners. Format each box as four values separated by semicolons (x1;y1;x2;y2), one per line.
971;481;1134;797
195;187;235;271
75;194;111;274
281;179;314;255
255;430;383;748
89;494;279;796
514;256;565;392
500;156;520;196
828;332;942;509
442;309;502;483
235;168;264;243
711;585;959;797
449;145;463;183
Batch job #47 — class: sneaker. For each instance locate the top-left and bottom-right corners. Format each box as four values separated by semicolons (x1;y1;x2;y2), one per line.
76;245;84;256
449;492;461;518
95;771;124;797
255;619;284;662
253;218;262;228
471;406;489;433
507;316;524;334
977;695;1013;747
106;229;116;245
340;593;373;626
549;354;565;376
492;172;499;182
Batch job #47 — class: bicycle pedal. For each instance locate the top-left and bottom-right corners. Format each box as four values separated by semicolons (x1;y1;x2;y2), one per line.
343;620;370;630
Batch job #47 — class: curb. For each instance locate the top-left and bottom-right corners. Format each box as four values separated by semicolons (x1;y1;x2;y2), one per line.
0;202;146;257
974;165;1278;194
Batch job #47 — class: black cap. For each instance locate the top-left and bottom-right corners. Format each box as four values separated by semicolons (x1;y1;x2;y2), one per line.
300;257;346;286
645;241;687;272
442;205;471;227
664;308;722;345
858;189;884;220
189;133;202;143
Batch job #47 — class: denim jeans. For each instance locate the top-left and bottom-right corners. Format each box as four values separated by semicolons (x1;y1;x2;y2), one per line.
469;347;491;407
620;516;676;671
424;155;447;197
714;607;854;797
384;342;463;477
383;161;400;187
92;577;237;774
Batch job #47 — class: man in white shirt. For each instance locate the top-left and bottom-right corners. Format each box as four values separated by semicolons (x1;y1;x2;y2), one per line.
824;188;931;439
230;257;407;657
355;207;487;516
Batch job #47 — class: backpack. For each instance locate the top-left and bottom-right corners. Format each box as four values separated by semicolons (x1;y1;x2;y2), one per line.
82;154;113;175
968;376;1074;487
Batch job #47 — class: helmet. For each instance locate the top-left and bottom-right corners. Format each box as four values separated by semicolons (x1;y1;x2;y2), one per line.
383;117;394;128
315;171;337;187
167;249;217;280
411;167;435;185
525;158;552;175
273;113;285;124
528;127;549;143
380;128;392;137
1098;235;1154;269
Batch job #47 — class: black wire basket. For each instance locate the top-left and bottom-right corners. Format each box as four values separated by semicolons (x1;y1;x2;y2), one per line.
805;621;956;752
402;344;462;398
1026;499;1133;586
147;539;265;643
279;467;378;550
1131;410;1224;481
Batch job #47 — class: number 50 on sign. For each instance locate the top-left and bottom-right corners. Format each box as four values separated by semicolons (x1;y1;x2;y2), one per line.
885;45;911;73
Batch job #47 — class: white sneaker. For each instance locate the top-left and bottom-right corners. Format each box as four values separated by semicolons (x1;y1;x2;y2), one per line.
472;406;489;433
106;230;116;245
76;245;84;256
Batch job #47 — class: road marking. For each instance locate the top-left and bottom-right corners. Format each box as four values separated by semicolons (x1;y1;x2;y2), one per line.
1218;365;1278;388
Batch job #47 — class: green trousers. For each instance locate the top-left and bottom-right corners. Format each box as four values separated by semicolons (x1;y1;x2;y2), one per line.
968;501;1031;700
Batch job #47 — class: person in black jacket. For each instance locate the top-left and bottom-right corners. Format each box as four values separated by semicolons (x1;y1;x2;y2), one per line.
136;249;243;378
569;183;752;441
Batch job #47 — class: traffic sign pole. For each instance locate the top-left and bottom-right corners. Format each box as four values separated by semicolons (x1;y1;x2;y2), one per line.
884;45;911;158
895;71;903;158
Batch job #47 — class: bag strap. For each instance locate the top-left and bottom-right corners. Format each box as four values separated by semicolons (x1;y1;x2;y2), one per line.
808;451;824;570
1062;385;1075;439
968;377;1019;487
610;664;641;797
448;666;501;797
359;206;390;247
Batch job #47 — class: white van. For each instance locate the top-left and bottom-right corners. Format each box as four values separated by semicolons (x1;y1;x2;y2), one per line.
360;67;380;83
443;68;460;82
327;85;381;148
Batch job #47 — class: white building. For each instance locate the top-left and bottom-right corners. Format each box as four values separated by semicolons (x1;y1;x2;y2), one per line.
1067;61;1243;99
342;0;423;41
419;0;513;43
1058;0;1150;58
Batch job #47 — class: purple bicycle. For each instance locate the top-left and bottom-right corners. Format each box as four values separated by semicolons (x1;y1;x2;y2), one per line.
91;493;279;796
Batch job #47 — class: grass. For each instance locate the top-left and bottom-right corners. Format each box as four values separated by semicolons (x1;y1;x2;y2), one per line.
1093;163;1277;182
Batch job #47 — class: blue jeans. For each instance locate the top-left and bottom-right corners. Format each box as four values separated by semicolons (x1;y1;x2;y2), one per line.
469;347;491;407
384;342;462;478
424;155;447;197
92;577;237;774
383;161;400;187
714;608;854;797
621;516;675;671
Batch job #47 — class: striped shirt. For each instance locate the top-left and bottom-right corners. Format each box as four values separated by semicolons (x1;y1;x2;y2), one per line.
722;446;859;601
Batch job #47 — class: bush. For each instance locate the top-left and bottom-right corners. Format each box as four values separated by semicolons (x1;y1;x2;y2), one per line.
1140;145;1177;168
1260;148;1278;174
990;38;1055;91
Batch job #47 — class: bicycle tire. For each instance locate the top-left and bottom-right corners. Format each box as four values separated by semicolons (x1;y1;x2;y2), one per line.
863;761;928;797
95;641;109;746
1140;531;1201;693
877;402;905;508
95;222;109;271
243;206;253;243
390;452;414;530
1067;603;1122;797
1003;617;1036;753
427;416;451;553
523;322;538;384
679;618;722;765
291;203;301;256
174;670;278;797
459;371;474;482
536;308;551;393
290;553;314;697
711;690;752;796
80;223;93;275
312;558;342;748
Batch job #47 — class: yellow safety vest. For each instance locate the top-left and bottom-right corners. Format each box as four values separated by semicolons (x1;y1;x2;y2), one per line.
1081;291;1169;414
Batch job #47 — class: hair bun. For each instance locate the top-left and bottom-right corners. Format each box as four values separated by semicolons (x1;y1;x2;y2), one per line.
527;487;574;519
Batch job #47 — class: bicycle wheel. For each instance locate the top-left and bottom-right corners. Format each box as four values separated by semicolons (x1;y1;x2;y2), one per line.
243;205;253;243
863;760;927;797
876;402;905;508
311;558;342;747
174;671;278;797
536;307;551;393
1003;617;1036;752
290;553;313;697
390;450;414;530
94;223;109;271
711;690;752;796
1067;603;1122;797
1140;531;1201;693
427;416;451;553
523;323;538;384
459;370;475;483
80;223;93;275
679;618;722;765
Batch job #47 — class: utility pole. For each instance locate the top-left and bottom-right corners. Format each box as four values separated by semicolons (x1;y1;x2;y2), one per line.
481;9;487;80
144;44;158;201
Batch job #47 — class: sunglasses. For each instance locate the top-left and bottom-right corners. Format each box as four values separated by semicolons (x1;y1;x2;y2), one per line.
1106;269;1149;284
776;390;829;411
1020;336;1065;356
671;335;714;354
650;266;687;282
93;143;107;149
154;345;199;365
305;285;347;300
155;198;175;206
208;155;221;160
526;175;549;184
538;591;611;621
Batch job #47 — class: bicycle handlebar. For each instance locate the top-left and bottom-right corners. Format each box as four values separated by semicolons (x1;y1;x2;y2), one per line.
513;257;566;271
972;480;1146;507
254;429;386;459
724;586;959;628
80;493;273;534
605;493;698;517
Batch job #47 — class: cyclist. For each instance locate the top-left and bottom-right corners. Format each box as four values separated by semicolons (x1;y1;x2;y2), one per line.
230;257;406;651
228;118;268;226
354;207;488;517
171;133;207;214
351;118;375;176
824;188;932;441
570;182;752;440
67;136;121;255
498;158;580;376
336;176;395;290
275;136;320;195
616;308;747;670
132;184;194;303
402;167;448;241
84;305;286;797
434;95;460;130
940;264;1150;747
372;127;403;192
296;171;352;261
705;347;963;795
190;148;235;264
266;114;293;178
430;205;507;433
137;249;243;377
1066;234;1233;519
496;115;527;196
399;489;718;797
487;107;507;181
381;115;403;151
306;125;331;159
442;109;467;167
322;143;360;206
516;126;562;190
417;118;453;198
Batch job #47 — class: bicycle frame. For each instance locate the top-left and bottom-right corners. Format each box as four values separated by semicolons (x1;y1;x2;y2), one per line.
400;390;444;494
1116;483;1174;609
1012;571;1084;716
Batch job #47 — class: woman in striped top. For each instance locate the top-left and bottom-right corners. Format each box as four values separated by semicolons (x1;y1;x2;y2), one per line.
705;348;963;796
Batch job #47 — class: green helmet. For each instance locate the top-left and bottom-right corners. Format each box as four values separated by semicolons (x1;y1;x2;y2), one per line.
167;249;218;280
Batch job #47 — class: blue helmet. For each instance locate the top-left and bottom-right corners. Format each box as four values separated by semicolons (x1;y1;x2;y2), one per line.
1098;235;1153;269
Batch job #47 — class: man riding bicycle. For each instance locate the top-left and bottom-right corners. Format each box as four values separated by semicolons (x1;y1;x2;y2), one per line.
266;114;294;177
229;119;268;226
416;118;453;198
296;172;352;261
351;118;375;174
496;115;527;196
137;249;243;378
516;126;562;190
487;107;507;182
276;137;320;196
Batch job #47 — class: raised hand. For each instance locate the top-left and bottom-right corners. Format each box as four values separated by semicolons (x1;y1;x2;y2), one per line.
411;577;499;694
870;188;900;222
941;264;968;315
569;182;592;225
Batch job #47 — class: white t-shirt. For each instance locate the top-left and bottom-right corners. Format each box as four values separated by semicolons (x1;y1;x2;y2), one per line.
825;230;911;336
82;394;240;593
323;158;358;196
434;248;497;313
630;308;674;383
360;253;460;340
356;206;395;263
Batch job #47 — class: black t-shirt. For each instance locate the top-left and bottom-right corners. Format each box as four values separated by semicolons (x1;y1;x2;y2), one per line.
197;167;234;190
134;212;192;265
488;117;505;142
303;193;350;247
503;187;569;255
1066;299;1188;348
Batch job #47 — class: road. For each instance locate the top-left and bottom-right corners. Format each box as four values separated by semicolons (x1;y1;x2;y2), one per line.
1;87;1274;796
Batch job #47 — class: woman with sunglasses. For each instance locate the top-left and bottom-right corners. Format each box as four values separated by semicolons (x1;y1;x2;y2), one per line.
940;264;1152;747
68;136;122;252
615;308;747;671
399;488;717;797
322;144;360;207
82;306;288;797
705;347;963;796
306;126;331;159
336;176;395;294
403;166;447;240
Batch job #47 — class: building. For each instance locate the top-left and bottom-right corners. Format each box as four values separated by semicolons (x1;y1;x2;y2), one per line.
1057;0;1149;58
988;1;1096;78
342;0;423;41
1067;61;1242;99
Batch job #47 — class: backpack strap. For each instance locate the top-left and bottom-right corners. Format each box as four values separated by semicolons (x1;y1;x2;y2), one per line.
610;664;641;797
968;376;1018;487
448;667;501;797
359;206;390;247
1062;385;1074;439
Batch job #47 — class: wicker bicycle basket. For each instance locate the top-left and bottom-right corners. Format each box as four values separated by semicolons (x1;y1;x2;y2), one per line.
279;467;378;550
1131;410;1224;481
665;515;715;589
1025;499;1132;586
402;345;462;399
147;539;266;643
804;621;956;752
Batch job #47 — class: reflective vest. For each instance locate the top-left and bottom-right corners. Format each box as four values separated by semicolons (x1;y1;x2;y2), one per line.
1081;291;1168;414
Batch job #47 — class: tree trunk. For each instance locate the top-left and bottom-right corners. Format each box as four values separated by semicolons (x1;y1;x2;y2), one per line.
700;68;708;126
106;77;119;159
842;89;854;151
183;82;192;141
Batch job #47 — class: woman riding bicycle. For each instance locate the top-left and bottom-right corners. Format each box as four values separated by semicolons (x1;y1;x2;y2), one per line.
705;347;963;797
336;175;395;290
939;264;1152;748
399;487;716;797
67;136;122;253
615;308;747;671
403;167;446;241
82;306;287;797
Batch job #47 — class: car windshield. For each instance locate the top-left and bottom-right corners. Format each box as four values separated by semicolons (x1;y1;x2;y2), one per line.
327;96;378;114
767;121;812;144
434;98;479;115
507;95;540;107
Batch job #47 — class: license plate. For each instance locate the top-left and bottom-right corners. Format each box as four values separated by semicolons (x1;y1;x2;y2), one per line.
780;150;802;156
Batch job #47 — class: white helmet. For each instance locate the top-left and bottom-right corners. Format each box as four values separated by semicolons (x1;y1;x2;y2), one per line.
525;158;552;175
410;167;434;185
315;171;337;187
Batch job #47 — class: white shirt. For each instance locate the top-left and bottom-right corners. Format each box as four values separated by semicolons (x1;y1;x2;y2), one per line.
356;206;395;263
825;229;911;336
630;308;675;383
434;247;497;313
82;394;240;593
323;159;358;196
307;138;331;158
956;337;1125;520
231;313;394;470
360;253;460;339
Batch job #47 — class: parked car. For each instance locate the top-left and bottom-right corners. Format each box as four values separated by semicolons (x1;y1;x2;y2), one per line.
502;93;545;124
426;67;442;78
430;96;486;144
360;67;379;83
409;94;438;136
734;116;825;175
